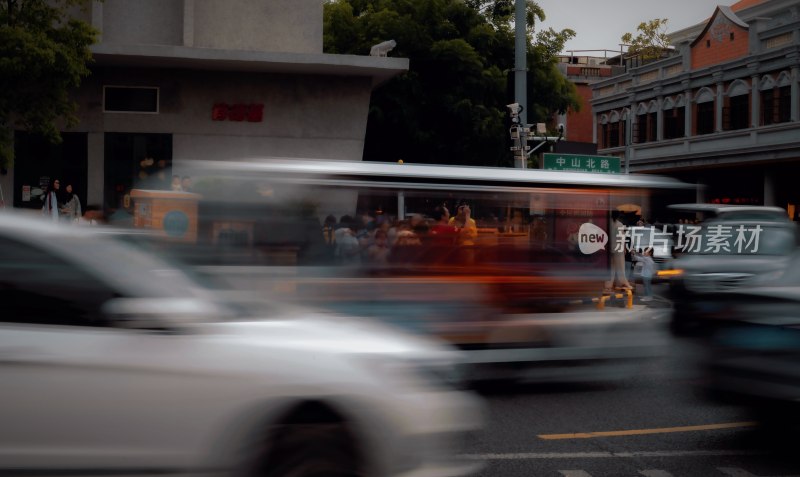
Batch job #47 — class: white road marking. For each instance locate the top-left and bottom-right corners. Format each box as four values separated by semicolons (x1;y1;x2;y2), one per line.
717;467;800;477
717;469;759;477
460;449;766;460
547;468;797;477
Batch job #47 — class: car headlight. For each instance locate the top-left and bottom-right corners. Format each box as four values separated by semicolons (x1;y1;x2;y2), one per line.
657;268;684;278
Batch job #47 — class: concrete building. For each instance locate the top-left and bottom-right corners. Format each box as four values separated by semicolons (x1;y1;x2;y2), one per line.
4;0;408;212
590;0;800;217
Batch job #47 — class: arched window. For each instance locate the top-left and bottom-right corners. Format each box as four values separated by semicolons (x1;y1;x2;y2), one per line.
726;79;749;97
777;71;792;123
777;71;792;87
647;101;658;141
759;74;776;91
760;72;791;125
663;95;686;139
725;79;750;131
634;103;649;143
695;88;715;103
608;111;621;148
598;114;609;148
695;88;715;135
761;75;777;125
621;108;631;146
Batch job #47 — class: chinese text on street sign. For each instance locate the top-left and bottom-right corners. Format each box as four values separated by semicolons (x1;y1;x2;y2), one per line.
543;153;620;174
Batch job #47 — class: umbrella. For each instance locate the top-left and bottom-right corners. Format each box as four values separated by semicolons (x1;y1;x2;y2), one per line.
616;203;642;215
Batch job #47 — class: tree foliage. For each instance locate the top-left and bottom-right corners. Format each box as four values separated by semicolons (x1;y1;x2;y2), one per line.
324;0;579;167
621;18;670;61
0;0;98;168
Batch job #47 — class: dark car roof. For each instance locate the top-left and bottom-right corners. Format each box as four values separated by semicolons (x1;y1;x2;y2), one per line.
668;204;790;222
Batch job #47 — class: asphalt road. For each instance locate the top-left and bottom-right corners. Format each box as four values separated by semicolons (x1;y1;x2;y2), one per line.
463;314;800;477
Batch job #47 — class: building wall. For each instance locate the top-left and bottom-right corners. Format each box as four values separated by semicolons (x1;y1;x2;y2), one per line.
567;83;595;143
101;0;184;46
555;58;616;147
192;0;323;53
691;17;750;69
96;0;323;53
75;67;371;146
64;67;372;205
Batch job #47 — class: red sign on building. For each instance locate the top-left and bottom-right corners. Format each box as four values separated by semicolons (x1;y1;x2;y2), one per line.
212;103;264;122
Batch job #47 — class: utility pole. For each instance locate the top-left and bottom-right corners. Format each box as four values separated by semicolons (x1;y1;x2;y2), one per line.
514;0;527;168
509;118;564;167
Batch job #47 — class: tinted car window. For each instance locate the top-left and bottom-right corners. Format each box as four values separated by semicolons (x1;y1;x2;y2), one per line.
0;236;118;327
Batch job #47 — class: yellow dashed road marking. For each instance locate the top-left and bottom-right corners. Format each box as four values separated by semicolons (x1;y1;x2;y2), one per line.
538;422;758;440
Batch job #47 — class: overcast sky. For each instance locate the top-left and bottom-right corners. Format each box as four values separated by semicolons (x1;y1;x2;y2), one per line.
535;0;732;55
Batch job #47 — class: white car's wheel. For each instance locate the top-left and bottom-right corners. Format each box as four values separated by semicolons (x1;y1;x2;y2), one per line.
242;408;363;477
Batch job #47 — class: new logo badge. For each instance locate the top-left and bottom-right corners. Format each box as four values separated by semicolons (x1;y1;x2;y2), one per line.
578;223;608;254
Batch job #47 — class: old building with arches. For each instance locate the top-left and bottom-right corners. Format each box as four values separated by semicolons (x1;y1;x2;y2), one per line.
592;0;800;216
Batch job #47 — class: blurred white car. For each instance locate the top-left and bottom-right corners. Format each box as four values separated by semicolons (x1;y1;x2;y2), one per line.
0;212;483;477
665;204;798;335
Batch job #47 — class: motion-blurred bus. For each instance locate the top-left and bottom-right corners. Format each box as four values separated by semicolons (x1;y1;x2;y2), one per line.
133;158;693;382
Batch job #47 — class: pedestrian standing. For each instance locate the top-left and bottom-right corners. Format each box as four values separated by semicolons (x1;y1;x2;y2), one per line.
334;215;361;265
60;183;82;223
429;205;458;247
608;211;633;290
634;248;656;301
170;175;183;191
41;179;61;222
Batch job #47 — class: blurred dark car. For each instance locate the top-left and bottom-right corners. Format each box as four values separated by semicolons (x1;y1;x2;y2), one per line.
665;204;798;335
693;251;800;426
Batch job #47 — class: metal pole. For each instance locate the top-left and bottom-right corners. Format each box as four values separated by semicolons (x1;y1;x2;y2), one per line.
514;0;527;168
624;113;631;174
397;191;405;220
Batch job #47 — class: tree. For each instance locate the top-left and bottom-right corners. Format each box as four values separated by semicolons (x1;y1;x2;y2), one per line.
323;0;580;167
621;18;670;62
0;0;98;169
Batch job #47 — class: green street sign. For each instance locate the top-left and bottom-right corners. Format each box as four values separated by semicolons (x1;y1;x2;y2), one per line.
542;153;620;174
